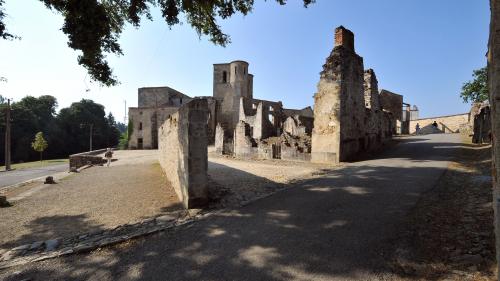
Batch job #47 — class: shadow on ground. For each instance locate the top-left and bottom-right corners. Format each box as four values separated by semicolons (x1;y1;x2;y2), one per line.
1;134;493;281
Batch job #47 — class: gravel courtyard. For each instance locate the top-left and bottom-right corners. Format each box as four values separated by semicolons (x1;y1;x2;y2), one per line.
0;149;325;251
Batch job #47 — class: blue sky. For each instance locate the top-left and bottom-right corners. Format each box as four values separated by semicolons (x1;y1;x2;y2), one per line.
0;0;490;122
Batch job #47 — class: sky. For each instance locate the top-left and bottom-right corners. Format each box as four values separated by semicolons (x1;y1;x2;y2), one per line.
0;0;490;123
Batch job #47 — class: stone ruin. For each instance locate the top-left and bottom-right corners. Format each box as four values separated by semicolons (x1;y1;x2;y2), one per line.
158;98;209;209
470;101;491;144
212;61;314;161
311;26;405;163
128;25;409;208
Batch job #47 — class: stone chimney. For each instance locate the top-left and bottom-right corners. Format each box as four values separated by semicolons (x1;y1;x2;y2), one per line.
334;26;355;52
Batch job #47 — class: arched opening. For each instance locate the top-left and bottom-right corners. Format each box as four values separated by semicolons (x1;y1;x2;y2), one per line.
222;71;227;83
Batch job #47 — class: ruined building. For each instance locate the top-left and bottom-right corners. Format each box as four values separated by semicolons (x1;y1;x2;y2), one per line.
311;26;406;163
134;25;411;208
128;87;192;149
213;61;314;160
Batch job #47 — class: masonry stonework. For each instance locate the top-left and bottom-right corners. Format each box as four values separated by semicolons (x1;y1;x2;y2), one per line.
129;87;192;149
409;113;470;134
311;26;401;163
488;1;500;276
158;99;209;209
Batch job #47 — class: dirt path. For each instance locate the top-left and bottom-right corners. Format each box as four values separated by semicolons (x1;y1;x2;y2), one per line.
0;163;181;250
391;138;495;280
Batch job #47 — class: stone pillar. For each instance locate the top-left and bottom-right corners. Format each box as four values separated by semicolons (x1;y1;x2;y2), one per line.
311;26;365;164
363;69;380;110
158;99;209;209
215;123;225;154
489;1;500;277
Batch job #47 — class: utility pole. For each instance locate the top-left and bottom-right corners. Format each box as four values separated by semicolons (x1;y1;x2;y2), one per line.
89;123;93;152
4;98;11;171
124;99;127;124
80;123;94;152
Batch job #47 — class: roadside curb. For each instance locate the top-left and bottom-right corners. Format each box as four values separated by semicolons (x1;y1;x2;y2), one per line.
0;168;329;270
0;164;93;194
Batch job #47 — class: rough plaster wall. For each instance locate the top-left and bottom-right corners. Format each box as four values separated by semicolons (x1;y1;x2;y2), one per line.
311;38;366;163
128;108;154;149
488;1;500;276
311;77;342;164
213;62;253;133
364;69;380;110
138;87;191;107
128;107;179;149
234;121;255;158
158;99;208;209
409;114;469;134
215;123;224;154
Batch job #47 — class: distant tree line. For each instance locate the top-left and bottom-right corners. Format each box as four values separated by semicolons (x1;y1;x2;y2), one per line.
0;95;122;163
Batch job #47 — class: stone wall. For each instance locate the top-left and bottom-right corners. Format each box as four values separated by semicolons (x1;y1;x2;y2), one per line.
138;87;191;107
472;104;491;144
380;89;403;134
311;26;366;163
488;0;500;274
128;106;180;149
234;120;258;158
409;113;469;134
69;149;107;169
213;61;253;133
311;26;402;163
158;99;209;209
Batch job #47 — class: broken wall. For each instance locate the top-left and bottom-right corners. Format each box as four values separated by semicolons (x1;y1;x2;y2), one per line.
472;105;491;144
311;26;366;163
380;90;403;134
158;99;209;209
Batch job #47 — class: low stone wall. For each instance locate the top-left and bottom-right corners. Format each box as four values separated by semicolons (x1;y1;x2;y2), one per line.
409;113;470;134
158;99;209;209
69;149;107;169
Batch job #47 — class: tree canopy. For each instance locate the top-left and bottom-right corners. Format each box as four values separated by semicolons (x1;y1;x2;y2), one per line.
460;67;488;104
0;0;314;86
0;95;120;162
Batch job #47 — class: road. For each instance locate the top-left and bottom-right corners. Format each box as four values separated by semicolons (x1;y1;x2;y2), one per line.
0;164;68;188
0;134;461;280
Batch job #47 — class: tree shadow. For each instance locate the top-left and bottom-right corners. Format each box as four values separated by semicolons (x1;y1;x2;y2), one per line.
0;135;493;280
0;214;105;250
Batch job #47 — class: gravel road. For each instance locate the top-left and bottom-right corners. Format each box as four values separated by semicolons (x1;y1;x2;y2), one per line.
0;134;462;281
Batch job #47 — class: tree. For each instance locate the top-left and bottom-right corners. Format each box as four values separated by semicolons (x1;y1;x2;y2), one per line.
0;0;314;86
460;67;488;103
31;131;48;163
56;99;120;155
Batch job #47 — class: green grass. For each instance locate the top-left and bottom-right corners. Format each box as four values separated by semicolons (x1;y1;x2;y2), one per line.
0;159;68;170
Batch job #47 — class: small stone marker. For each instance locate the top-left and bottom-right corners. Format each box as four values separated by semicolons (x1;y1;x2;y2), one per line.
0;195;8;207
44;176;55;184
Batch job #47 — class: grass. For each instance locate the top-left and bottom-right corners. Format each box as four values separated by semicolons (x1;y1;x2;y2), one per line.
0;159;68;171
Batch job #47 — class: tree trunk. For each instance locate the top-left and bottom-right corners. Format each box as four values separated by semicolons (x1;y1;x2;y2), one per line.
40;151;42;164
488;0;500;278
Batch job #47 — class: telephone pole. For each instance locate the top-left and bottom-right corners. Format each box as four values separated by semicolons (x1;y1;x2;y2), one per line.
89;123;93;151
124;99;127;124
4;98;11;171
